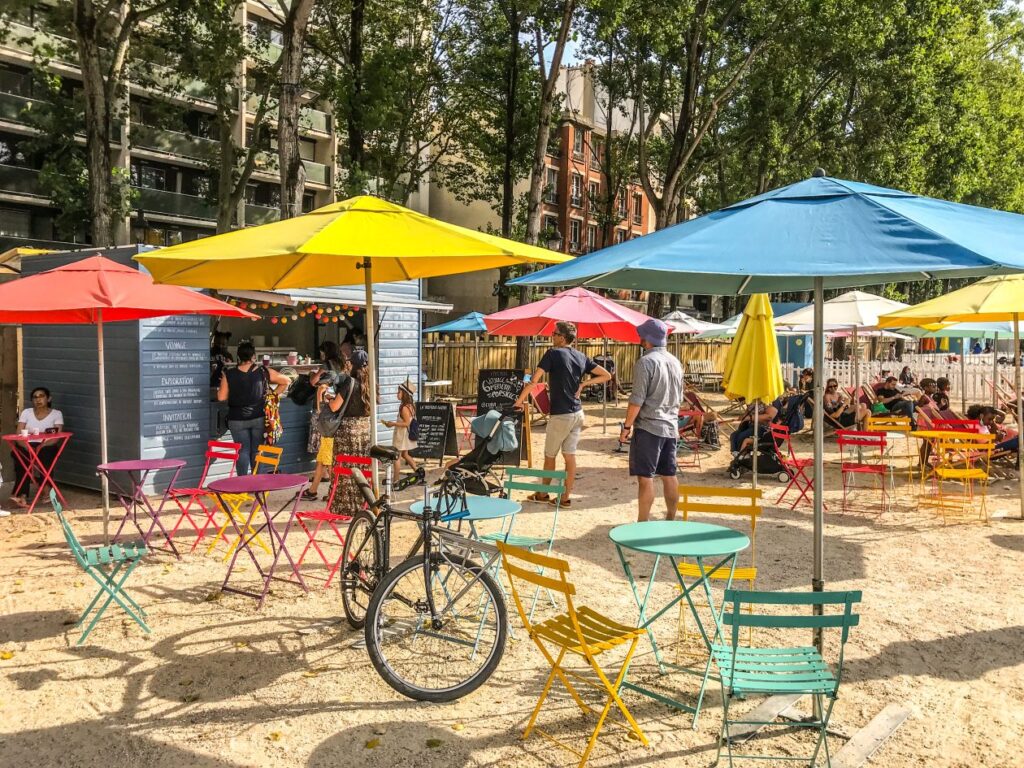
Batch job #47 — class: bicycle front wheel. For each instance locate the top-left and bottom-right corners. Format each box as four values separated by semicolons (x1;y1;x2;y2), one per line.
340;509;383;630
364;553;507;702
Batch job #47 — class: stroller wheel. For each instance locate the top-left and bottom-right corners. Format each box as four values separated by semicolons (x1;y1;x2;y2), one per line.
729;468;742;480
777;471;790;483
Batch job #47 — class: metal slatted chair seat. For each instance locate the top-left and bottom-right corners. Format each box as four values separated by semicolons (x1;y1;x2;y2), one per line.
711;644;837;694
677;561;758;583
477;531;547;549
84;541;149;567
532;607;645;654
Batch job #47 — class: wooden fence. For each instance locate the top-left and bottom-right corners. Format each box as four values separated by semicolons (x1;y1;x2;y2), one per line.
423;335;732;398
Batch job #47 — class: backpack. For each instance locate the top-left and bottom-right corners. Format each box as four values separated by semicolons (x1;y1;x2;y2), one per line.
407;405;420;441
316;378;355;438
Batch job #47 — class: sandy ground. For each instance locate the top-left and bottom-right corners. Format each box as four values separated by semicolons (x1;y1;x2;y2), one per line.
2;398;1023;768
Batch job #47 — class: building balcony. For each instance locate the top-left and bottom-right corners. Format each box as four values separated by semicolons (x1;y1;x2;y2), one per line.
246;95;332;135
0;164;45;197
245;203;280;226
0;89;38;125
252;152;330;186
133;125;216;161
1;22;76;67
135;186;216;221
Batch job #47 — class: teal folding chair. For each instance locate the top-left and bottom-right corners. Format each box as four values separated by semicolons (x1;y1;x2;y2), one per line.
712;588;862;767
477;467;567;620
51;490;151;645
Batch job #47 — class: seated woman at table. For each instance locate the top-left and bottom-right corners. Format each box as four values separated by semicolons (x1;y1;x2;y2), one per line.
10;387;64;508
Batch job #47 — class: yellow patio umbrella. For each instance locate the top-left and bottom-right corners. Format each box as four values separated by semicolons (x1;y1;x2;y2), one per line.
878;273;1024;518
136;195;569;449
722;294;786;486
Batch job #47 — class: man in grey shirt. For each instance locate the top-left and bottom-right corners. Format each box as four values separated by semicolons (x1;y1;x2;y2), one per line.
621;318;685;521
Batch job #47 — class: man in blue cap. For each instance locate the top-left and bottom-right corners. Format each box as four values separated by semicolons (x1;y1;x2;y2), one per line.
621;318;685;521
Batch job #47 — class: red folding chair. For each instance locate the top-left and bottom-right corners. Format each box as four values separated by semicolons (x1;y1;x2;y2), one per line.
294;454;374;587
836;430;891;513
530;383;551;425
677;408;704;469
456;405;476;451
769;423;816;509
167;440;241;551
932;418;983;433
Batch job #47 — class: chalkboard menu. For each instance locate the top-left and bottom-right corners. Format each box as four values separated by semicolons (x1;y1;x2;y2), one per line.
140;315;209;449
476;369;526;466
410;402;459;463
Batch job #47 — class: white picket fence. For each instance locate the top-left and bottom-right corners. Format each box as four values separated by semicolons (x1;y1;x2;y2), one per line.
823;355;1007;408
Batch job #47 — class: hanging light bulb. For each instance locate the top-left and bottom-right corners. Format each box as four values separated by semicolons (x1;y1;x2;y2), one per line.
261;303;269;309
299;311;307;318
281;317;288;324
332;317;339;323
270;316;279;324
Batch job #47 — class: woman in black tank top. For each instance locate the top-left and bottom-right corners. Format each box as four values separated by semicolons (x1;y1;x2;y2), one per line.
217;342;289;474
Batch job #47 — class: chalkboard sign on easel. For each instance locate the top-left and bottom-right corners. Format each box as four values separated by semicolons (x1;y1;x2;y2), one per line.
476;369;527;467
410;402;459;464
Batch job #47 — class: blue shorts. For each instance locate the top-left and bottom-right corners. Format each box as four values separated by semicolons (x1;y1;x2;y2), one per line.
629;428;678;477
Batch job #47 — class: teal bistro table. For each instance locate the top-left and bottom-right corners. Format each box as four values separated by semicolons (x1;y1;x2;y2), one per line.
609;520;750;728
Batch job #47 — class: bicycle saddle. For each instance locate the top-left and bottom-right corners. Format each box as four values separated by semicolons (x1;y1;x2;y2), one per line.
369;444;400;462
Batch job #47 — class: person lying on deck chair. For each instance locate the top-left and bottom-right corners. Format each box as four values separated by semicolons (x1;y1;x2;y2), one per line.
872;376;917;427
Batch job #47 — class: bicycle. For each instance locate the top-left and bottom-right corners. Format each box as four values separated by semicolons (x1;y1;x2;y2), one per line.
341;445;508;702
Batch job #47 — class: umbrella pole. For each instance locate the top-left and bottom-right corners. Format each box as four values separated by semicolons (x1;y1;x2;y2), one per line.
364;260;379;494
1016;315;1023;520
993;332;999;408
813;277;825;653
475;333;480;376
751;400;758;489
961;337;967;413
97;316;110;543
852;326;859;399
602;337;608;434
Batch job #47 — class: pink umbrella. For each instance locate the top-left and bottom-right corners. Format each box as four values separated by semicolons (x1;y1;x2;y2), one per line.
484;287;668;431
483;286;667;342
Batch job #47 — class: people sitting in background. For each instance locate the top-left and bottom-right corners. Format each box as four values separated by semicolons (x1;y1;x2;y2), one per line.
823;378;859;429
873;375;917;426
934;377;958;419
899;366;915;386
966;404;1018;455
798;368;814;417
730;398;778;455
972;341;983;355
9;387;64;508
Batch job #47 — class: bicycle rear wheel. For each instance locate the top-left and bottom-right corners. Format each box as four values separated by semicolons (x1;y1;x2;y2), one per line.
364;553;507;702
340;509;383;630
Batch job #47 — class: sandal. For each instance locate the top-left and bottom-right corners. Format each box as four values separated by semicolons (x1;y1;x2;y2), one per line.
301;489;318;500
525;492;551;502
550;496;571;507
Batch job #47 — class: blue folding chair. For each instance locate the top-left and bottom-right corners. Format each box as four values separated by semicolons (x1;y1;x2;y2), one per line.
712;588;861;767
51;490;151;645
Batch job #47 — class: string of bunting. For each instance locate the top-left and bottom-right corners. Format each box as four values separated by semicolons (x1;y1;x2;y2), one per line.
221;297;360;325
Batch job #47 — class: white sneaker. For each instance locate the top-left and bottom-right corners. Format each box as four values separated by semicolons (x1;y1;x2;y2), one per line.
0;509;10;517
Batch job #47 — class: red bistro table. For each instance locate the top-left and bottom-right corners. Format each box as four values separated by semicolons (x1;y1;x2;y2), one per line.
97;459;186;559
2;431;72;514
208;473;308;609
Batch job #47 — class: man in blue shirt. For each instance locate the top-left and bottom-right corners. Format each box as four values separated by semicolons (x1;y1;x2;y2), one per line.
514;321;611;505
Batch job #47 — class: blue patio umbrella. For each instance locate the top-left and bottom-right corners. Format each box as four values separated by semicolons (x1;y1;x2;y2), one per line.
423;311;487;376
511;171;1024;637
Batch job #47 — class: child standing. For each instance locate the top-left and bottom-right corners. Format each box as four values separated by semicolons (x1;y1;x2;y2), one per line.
384;382;423;483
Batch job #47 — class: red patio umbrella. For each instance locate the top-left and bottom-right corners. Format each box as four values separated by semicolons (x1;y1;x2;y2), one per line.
483;286;666;342
0;255;256;536
484;287;668;431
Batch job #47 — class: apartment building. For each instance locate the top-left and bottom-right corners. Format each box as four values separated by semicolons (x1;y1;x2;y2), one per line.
0;3;336;251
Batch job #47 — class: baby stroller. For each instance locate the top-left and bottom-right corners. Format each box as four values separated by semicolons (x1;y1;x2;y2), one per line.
727;431;790;482
583;354;617;401
442;409;519;496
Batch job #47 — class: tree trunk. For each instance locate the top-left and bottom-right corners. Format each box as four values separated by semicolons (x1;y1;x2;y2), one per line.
74;1;116;245
216;109;236;233
496;5;522;311
346;0;366;190
279;0;315;219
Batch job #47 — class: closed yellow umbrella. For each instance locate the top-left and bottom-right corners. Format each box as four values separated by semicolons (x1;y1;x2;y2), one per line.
878;273;1024;518
136;194;569;453
722;294;786;486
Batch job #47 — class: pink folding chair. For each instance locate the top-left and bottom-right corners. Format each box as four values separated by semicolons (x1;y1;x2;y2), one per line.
294;454;374;587
167;440;241;551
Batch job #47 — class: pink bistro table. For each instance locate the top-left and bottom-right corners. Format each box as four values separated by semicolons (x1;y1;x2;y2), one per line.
208;473;309;609
2;431;72;514
97;459;186;559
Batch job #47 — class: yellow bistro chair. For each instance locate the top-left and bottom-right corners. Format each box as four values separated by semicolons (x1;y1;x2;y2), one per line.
206;444;283;559
496;542;649;768
675;486;761;656
920;433;994;523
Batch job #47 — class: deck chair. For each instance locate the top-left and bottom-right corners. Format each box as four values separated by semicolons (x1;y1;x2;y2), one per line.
51;490;151;645
712;588;861;768
677;409;704;469
920;433;995;523
206;444;282;560
496;542;649;767
477;467;567;619
685;389;736;435
530;383;552;426
168;440;241;551
294;454;373;587
675;486;761;656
